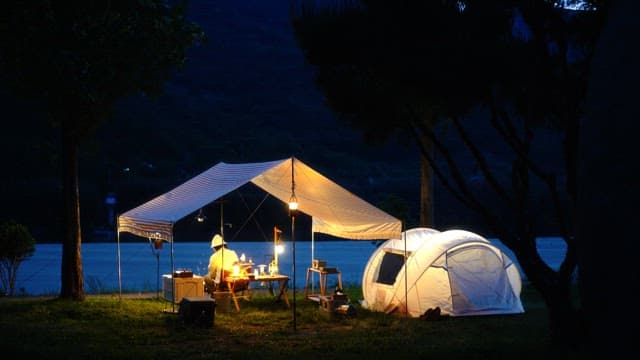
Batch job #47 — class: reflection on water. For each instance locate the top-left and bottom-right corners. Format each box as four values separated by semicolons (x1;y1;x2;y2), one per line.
14;238;566;296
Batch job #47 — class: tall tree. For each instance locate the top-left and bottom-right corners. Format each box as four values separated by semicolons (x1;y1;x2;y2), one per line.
291;0;473;227
578;0;638;356
291;0;608;351
0;1;204;300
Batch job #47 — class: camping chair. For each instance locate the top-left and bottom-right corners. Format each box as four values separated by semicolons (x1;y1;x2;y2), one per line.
226;277;251;311
204;271;233;293
204;271;252;311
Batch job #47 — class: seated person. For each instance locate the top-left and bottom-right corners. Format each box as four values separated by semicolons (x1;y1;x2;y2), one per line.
205;234;239;292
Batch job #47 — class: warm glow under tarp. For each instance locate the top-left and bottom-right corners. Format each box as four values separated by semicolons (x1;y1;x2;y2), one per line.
117;157;402;241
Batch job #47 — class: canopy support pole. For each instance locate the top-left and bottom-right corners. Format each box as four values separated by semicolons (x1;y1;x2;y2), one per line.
117;216;122;299
403;223;407;318
289;156;298;333
170;236;175;313
311;230;315;293
291;213;296;331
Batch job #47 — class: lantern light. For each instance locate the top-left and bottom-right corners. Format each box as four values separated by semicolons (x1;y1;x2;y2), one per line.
196;208;206;222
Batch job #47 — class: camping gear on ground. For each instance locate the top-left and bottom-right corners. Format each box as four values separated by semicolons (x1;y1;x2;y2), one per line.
318;293;355;318
361;227;524;317
213;291;232;314
179;296;216;327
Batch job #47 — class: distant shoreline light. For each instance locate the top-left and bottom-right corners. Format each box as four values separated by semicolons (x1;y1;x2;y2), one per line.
555;0;596;11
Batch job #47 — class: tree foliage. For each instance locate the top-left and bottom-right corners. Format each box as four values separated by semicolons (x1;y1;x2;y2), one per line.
0;0;205;300
291;0;609;351
0;220;36;296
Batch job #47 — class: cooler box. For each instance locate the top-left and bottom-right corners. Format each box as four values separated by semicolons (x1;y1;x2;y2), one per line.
179;296;216;327
163;274;204;303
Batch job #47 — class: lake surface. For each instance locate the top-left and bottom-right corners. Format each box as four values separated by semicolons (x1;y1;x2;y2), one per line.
13;238;566;296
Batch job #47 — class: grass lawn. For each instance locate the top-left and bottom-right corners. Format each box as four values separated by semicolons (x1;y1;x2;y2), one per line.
0;285;560;359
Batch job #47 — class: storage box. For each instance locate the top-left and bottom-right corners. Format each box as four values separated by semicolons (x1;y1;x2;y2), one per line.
320;267;337;273
173;270;193;278
312;259;326;268
213;291;232;314
335;304;357;317
319;294;349;313
179;296;216;327
163;275;204;303
319;295;337;313
332;294;348;302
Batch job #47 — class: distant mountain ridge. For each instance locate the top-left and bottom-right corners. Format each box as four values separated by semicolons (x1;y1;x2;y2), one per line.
0;0;423;242
0;0;563;242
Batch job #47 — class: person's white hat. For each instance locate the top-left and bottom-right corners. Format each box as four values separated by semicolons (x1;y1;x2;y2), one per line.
211;234;226;248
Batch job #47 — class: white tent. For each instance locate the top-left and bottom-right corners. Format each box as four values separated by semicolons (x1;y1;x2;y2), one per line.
116;157;402;296
361;227;524;317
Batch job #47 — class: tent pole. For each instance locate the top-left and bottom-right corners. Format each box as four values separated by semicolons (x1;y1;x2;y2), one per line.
311;230;315;294
117;217;122;300
403;222;407;318
291;213;296;332
289;156;298;332
171;234;175;313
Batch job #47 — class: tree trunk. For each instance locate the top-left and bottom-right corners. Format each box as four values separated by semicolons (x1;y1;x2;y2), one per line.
501;230;578;352
540;280;581;353
578;0;640;356
8;260;18;296
59;125;84;300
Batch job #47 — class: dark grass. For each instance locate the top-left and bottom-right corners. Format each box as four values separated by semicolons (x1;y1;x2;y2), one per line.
0;285;560;359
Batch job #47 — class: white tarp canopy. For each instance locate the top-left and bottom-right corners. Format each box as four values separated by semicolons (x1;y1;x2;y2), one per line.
117;157;402;241
361;227;524;317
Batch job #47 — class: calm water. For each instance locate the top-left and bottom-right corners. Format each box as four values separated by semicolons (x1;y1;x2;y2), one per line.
13;238;566;296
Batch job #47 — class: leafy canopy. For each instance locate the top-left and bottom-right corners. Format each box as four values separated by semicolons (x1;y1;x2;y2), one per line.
0;0;205;136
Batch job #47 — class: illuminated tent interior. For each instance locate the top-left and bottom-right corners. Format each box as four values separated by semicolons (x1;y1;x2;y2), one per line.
116;157;403;297
361;227;524;317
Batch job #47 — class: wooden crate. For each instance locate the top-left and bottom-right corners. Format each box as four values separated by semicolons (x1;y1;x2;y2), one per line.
312;259;327;268
163;275;204;303
319;294;349;313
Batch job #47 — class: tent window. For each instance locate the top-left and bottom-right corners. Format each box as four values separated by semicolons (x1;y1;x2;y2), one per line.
376;252;405;285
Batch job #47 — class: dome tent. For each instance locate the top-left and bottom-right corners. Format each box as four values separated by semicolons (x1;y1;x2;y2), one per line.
361;227;524;317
